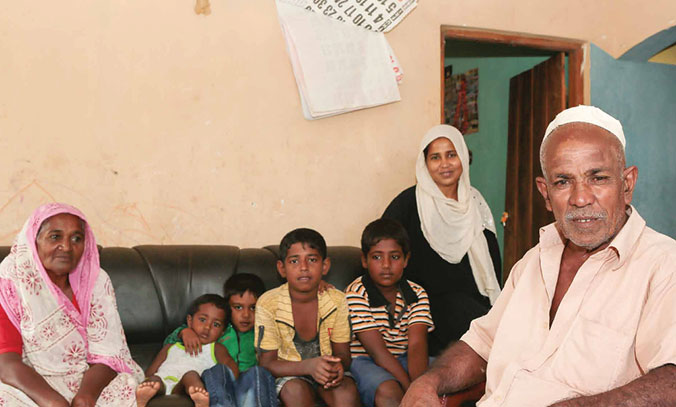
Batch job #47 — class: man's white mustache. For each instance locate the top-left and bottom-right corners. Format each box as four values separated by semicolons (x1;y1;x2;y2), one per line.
565;210;607;221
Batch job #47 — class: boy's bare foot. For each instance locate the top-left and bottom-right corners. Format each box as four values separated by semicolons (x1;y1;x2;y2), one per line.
188;386;209;407
136;381;161;407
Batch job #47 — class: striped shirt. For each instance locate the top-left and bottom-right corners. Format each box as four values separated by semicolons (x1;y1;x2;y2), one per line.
346;274;434;357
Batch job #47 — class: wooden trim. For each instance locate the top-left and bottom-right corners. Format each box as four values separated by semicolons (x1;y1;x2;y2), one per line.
441;31;446;123
441;26;584;51
567;48;584;106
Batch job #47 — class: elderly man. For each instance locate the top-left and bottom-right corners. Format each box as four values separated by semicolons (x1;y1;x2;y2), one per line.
401;105;676;407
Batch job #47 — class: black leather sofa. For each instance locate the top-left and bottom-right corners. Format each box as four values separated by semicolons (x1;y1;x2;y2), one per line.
0;244;364;407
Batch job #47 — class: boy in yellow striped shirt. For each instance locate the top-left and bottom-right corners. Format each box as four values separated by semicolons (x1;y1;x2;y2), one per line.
256;228;360;407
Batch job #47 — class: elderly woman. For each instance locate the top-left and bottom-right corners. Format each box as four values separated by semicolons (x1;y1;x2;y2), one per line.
383;125;501;355
0;203;143;407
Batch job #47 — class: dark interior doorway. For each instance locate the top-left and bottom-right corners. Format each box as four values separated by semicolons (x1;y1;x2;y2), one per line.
441;27;584;283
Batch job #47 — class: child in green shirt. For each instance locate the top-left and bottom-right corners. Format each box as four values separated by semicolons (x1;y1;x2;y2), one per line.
163;273;277;407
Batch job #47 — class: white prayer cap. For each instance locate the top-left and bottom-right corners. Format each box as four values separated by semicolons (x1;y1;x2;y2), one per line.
542;105;625;150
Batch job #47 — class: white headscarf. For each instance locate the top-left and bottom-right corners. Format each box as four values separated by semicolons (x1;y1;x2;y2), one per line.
415;125;501;304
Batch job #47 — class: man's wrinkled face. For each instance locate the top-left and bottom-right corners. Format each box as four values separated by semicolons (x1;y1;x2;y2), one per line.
536;123;637;251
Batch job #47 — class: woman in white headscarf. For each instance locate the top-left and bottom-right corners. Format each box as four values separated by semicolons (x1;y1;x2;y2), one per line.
383;125;501;355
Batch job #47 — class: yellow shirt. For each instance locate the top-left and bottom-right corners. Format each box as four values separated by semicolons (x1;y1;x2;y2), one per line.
255;283;351;362
461;208;676;406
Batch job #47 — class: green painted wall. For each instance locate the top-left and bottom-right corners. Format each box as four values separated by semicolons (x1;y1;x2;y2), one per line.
444;56;548;255
590;44;676;238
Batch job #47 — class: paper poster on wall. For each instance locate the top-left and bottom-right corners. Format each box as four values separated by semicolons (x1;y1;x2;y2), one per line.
277;1;401;120
279;0;417;32
445;68;479;134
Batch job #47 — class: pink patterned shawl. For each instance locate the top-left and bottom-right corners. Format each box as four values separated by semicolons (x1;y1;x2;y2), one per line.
0;203;142;378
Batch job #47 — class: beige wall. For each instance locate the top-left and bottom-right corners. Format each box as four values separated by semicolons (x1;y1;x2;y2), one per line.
1;1;674;247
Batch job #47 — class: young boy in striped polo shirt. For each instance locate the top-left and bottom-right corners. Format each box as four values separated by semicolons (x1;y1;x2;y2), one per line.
346;219;435;407
256;228;360;407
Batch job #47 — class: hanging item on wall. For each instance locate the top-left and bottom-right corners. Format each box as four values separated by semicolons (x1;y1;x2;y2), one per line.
194;0;211;15
279;0;417;33
445;68;479;134
276;1;402;120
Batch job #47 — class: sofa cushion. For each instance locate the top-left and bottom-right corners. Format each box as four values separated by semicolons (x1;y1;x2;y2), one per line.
133;245;240;331
0;247;10;263
101;247;162;343
237;248;284;292
100;247;164;369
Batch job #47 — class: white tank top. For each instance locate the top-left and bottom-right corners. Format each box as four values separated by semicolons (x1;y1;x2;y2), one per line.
155;342;218;392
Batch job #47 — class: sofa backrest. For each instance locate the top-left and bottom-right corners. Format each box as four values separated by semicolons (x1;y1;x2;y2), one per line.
0;247;9;264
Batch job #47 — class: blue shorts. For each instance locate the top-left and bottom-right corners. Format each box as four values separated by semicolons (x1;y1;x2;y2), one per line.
350;353;432;407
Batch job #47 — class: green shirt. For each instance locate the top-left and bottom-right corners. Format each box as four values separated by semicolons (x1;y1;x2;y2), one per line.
163;323;257;372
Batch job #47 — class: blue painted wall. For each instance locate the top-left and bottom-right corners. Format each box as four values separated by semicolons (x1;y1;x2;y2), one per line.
591;44;676;238
444;56;549;254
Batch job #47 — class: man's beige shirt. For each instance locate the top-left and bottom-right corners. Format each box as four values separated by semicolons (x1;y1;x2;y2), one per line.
461;208;676;406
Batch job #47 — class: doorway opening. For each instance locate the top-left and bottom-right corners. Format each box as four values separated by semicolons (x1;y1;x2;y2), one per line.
441;27;584;282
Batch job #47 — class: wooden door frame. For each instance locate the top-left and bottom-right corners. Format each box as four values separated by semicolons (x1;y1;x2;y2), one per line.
440;26;585;123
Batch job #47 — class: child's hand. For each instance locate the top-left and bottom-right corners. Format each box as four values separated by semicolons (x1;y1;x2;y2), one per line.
180;327;202;356
317;280;335;294
307;355;342;385
323;359;344;389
